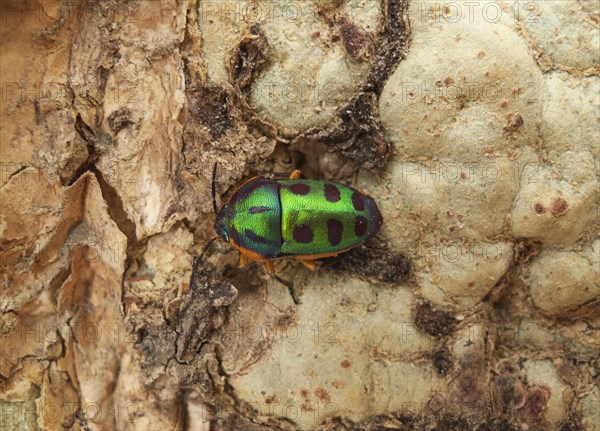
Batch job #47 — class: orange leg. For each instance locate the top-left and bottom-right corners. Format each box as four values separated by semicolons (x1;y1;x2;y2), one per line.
236;249;301;304
263;260;275;273
298;259;321;271
289;169;302;180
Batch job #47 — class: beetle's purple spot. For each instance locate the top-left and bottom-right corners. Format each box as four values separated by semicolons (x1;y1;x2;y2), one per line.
229;226;241;244
327;219;343;246
245;229;274;245
293;224;313;243
289;183;310;195
324;184;341;202
235;178;277;201
366;197;383;232
248;206;272;214
351;191;365;211
354;216;368;237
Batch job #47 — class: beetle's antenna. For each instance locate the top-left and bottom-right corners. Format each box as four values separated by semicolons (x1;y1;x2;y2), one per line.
211;162;218;214
192;237;218;276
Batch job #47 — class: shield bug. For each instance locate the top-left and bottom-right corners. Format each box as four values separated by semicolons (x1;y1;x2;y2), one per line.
212;165;383;289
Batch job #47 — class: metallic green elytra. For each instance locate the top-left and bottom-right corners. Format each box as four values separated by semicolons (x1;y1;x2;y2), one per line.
214;174;383;263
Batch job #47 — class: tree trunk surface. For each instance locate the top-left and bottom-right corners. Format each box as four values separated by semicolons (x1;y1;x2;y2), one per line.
1;1;599;430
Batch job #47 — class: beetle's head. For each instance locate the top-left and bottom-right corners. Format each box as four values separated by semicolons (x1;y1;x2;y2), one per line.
214;204;230;242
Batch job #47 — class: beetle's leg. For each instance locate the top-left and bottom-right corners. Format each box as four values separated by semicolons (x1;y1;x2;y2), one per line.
239;252;249;267
270;273;301;305
298;259;321;271
224;260;258;278
288;169;302;180
263;260;275;273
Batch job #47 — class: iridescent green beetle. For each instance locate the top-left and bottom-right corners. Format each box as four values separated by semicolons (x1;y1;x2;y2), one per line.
214;168;383;275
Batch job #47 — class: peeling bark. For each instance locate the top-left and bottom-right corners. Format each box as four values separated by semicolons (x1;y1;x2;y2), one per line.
1;1;598;430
